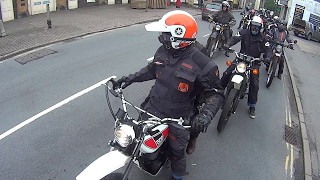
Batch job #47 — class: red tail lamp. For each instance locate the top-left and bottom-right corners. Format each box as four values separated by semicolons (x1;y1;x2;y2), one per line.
226;61;232;66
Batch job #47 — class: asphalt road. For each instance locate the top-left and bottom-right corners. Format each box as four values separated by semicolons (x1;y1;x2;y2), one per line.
0;13;303;180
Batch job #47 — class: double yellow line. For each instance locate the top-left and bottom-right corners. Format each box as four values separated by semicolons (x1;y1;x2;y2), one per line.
284;79;294;179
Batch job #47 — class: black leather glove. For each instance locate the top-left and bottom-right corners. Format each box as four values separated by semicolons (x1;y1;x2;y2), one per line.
116;76;132;89
191;113;210;133
223;44;230;50
289;44;294;49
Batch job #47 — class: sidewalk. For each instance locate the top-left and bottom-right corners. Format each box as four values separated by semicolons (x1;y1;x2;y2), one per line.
0;4;202;61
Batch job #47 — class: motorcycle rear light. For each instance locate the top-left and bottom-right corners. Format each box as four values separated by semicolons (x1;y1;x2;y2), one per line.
252;69;259;75
144;138;157;149
226;61;232;66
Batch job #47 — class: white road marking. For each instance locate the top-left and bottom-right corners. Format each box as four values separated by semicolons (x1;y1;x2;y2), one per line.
0;78;114;141
203;34;210;37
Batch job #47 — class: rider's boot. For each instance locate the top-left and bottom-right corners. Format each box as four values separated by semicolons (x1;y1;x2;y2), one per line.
248;107;256;119
277;74;282;80
186;137;197;154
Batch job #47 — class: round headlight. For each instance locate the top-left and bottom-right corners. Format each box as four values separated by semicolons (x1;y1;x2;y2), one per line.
236;62;246;73
216;25;221;31
114;125;135;147
275;45;283;53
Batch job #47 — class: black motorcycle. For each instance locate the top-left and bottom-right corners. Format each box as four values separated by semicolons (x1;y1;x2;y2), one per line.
206;17;230;58
238;13;250;30
266;39;296;88
217;50;263;133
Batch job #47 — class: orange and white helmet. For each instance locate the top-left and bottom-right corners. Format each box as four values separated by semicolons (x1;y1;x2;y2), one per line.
145;10;198;49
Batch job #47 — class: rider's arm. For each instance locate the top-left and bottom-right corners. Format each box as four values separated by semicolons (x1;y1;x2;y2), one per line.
228;14;237;27
285;31;293;44
197;61;224;121
211;11;220;22
225;30;243;47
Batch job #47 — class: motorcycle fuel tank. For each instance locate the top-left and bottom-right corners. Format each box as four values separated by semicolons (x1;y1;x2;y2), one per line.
140;124;169;153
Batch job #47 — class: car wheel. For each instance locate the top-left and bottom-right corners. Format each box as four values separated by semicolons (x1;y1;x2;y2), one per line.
307;33;312;40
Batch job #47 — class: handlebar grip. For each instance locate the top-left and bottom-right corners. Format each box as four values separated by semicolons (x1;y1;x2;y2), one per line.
108;79;120;97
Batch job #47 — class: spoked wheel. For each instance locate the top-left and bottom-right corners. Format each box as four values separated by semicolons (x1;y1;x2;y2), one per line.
266;58;278;88
217;88;238;133
101;173;128;180
207;38;218;58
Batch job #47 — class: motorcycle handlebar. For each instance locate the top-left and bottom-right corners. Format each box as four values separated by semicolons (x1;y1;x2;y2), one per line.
103;76;191;128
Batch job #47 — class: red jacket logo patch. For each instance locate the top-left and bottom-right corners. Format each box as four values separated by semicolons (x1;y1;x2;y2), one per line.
178;83;189;92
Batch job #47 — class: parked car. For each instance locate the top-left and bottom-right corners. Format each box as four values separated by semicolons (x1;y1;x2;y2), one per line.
291;18;320;42
202;2;222;21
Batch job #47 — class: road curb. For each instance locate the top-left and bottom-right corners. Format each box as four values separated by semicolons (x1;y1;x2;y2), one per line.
284;50;312;179
0;18;164;62
0;7;202;62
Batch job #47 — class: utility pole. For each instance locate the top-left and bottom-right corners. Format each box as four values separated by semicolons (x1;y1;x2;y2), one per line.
46;4;52;28
0;19;6;37
145;0;148;12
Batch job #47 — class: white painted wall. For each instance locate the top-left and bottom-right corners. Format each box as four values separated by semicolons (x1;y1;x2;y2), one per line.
68;0;77;9
0;0;14;21
30;0;56;15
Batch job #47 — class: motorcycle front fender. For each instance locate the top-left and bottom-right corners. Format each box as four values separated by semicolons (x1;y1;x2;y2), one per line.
76;150;130;180
231;75;244;90
210;31;219;39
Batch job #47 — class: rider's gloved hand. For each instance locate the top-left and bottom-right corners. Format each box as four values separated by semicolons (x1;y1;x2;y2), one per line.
223;44;230;50
289;43;294;49
116;76;132;89
192;113;211;133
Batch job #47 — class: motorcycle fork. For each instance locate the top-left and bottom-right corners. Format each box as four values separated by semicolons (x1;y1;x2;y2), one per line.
122;131;145;180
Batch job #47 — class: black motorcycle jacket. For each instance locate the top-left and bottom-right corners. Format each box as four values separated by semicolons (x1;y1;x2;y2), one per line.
125;44;224;120
270;28;292;43
211;10;236;29
226;29;273;60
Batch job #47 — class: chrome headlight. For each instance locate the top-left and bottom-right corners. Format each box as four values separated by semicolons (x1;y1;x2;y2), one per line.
216;25;221;31
236;62;246;73
114;124;135;147
275;45;283;53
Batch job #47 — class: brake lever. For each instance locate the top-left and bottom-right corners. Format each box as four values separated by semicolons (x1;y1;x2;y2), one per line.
107;79;120;97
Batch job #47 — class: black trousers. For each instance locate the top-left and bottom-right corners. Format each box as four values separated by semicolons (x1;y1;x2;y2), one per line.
221;62;260;105
223;29;232;43
142;103;191;176
168;124;190;176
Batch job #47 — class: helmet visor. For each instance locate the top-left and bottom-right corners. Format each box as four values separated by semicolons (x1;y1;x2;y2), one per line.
145;21;170;32
251;21;261;27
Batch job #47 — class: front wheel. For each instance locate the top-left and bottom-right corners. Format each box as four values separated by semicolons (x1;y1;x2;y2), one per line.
217;88;238;133
207;38;218;58
101;173;128;180
266;58;277;88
